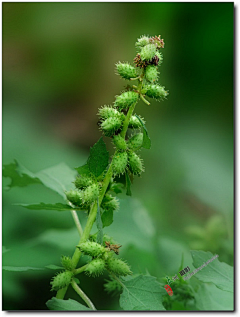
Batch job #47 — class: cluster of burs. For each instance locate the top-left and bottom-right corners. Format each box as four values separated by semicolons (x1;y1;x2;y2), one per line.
51;239;131;291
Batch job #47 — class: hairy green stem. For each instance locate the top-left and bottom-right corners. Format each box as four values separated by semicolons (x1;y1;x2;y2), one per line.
71;280;96;310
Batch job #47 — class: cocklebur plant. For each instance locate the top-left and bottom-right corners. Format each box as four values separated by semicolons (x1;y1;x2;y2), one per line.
3;35;170;311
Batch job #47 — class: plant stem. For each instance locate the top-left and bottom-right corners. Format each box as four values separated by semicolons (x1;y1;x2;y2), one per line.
140;94;150;106
56;82;141;300
70;210;83;237
71;280;96;310
74;264;89;275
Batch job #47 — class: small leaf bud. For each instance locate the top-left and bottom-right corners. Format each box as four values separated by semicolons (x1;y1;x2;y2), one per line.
116;62;138;80
114;91;139;110
128;151;144;175
77;241;106;257
51;271;73;291
112;151;128;176
140;44;157;61
112;134;127;151
106;257;132;276
127;133;143;150
85;258;106;277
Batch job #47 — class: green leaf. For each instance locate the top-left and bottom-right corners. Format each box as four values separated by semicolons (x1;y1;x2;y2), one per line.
119;275;166;311
87;137;109;177
46;298;92;311
16;203;77;211
3;160;77;199
3;160;41;189
96;199;103;244
3;266;43;272
190;250;233;293
135;115;151;149
45;265;63;270
194;282;233;311
101;210;113;228
75;163;91;176
125;171;132;196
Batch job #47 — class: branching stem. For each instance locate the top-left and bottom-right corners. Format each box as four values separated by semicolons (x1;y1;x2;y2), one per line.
71;280;96;310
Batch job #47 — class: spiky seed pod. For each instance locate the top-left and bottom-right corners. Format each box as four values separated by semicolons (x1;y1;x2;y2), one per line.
112;134;127;151
145;65;159;83
50;271;73;291
145;84;168;100
135;35;150;50
128;115;145;129
102;195;119;213
128;151;144;175
114;91;139;110
65;189;83;206
112;151;128;176
106;257;132;276
74;175;93;190
83;184;99;204
101;116;123;137
155;51;163;65
85;258;106;277
140;44;157;61
127;133;143;150
77;241;106;257
116;62;138;80
98;106;121;120
104;277;123;295
61;256;73;271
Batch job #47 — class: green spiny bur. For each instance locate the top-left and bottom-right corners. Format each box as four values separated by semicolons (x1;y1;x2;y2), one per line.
135;35;150;50
145;65;159;83
112;151;128;176
106;257;132;276
155;51;163;65
128;115;145;129
128;151;144;175
98;106;121;119
83;184;99;203
74;175;93;189
127;133;143;150
101;116;123;136
116;62;138;80
50;271;73;291
61;256;73;271
145;84;168;100
65;189;83;207
101;195;119;212
85;258;106;277
77;241;106;257
113;134;127;151
140;44;157;61
114;91;139;110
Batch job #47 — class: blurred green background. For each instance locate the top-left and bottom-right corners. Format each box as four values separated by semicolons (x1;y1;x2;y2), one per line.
2;2;233;310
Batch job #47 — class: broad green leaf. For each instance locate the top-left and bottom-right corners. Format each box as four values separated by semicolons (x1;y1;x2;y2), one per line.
3;160;41;189
194;282;233;311
101;210;113;228
16;203;77;211
46;298;92;311
3;266;43;272
87;137;109;177
119;275;166;311
135;115;151;149
45;265;63;270
2;246;10;254
3;160;77;199
125;171;132;196
75;163;91;176
111;183;123;194
190;250;233;293
96;199;103;244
